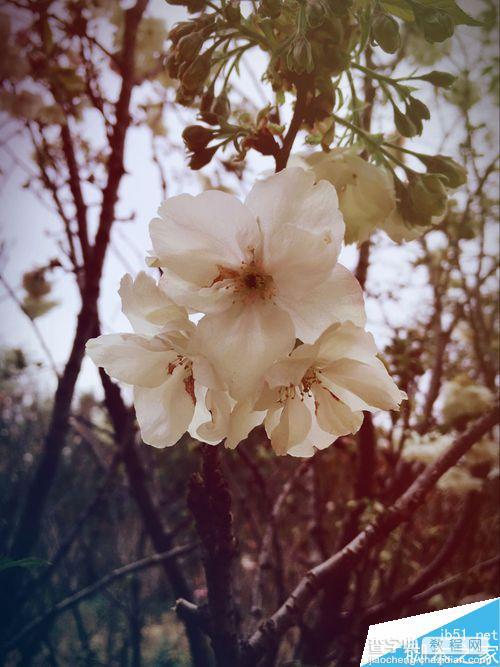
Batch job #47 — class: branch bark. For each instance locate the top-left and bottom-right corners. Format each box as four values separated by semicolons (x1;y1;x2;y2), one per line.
243;409;498;662
7;0;148;564
186;445;239;667
4;544;197;654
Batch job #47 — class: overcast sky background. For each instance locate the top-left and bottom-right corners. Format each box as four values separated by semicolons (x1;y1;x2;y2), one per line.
0;0;497;398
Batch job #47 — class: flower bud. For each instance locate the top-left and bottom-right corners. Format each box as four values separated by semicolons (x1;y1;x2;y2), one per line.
167;0;206;13
259;0;281;19
327;0;352;16
175;85;196;107
393;104;418;137
169;20;196;45
177;31;204;63
372;14;400;54
306;0;325;27
182;124;214;152
409;174;447;223
418;154;467;189
416;8;454;43
287;37;314;74
181;52;212;92
199;88;217;124
418;70;456;88
199;90;230;125
243;127;280;156
166;51;180;78
188;145;217;170
224;3;241;24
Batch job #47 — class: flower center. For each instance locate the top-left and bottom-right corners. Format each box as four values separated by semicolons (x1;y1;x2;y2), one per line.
239;264;274;298
277;367;321;404
301;367;320;394
211;255;275;303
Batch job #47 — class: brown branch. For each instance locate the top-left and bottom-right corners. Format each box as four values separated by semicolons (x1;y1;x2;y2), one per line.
187;445;240;666
60;123;90;270
7;0;148;559
98;370;212;667
363;492;478;624
4;543;198;653
408;556;500;607
243;409;498;662
274;78;309;172
252;460;311;617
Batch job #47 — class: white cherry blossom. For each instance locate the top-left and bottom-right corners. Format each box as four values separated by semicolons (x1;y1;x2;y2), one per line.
296;150;423;245
149;167;365;399
86;272;230;448
227;322;406;457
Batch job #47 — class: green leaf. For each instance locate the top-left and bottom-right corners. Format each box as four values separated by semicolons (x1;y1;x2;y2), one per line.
381;1;414;22
414;0;482;27
382;0;482;26
0;556;48;573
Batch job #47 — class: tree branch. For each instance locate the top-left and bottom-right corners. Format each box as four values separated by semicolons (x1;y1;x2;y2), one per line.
243;409;498;662
4;544;198;653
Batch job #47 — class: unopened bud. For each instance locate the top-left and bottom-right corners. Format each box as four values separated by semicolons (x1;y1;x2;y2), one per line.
182;124;214;152
306;0;325;27
418;154;467;189
177;31;204;63
372;14;400;53
166;51;180;78
189;145;217;170
224;2;241;24
181;52;212;92
175;86;196;107
287;37;314;74
168;20;196;45
327;0;352;16
243;128;279;156
416;8;454;43
409;173;447;223
259;0;281;19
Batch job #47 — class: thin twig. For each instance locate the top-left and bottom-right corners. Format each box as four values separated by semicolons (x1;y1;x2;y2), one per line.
4;544;198;652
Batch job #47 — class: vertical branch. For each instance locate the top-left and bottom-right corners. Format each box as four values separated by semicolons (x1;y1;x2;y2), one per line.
274;79;309;172
188;446;240;667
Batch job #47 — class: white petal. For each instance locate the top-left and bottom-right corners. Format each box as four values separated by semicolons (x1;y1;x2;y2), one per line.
277;263;366;343
159;270;235;315
268;394;312;456
194;300;295;400
287;403;336;457
226;398;266;449
315;321;379;366
119;272;191;335
265;344;317;388
245;167;344;252
189;386;231;445
264;224;338;298
133;367;195;447
86;334;176;387
190;353;225;390
307;152;394;245
150;190;260;286
320;358;406;412
312;384;364;437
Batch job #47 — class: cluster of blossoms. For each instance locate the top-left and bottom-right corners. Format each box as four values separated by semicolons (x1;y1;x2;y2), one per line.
403;431;499;493
87;168;405;456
